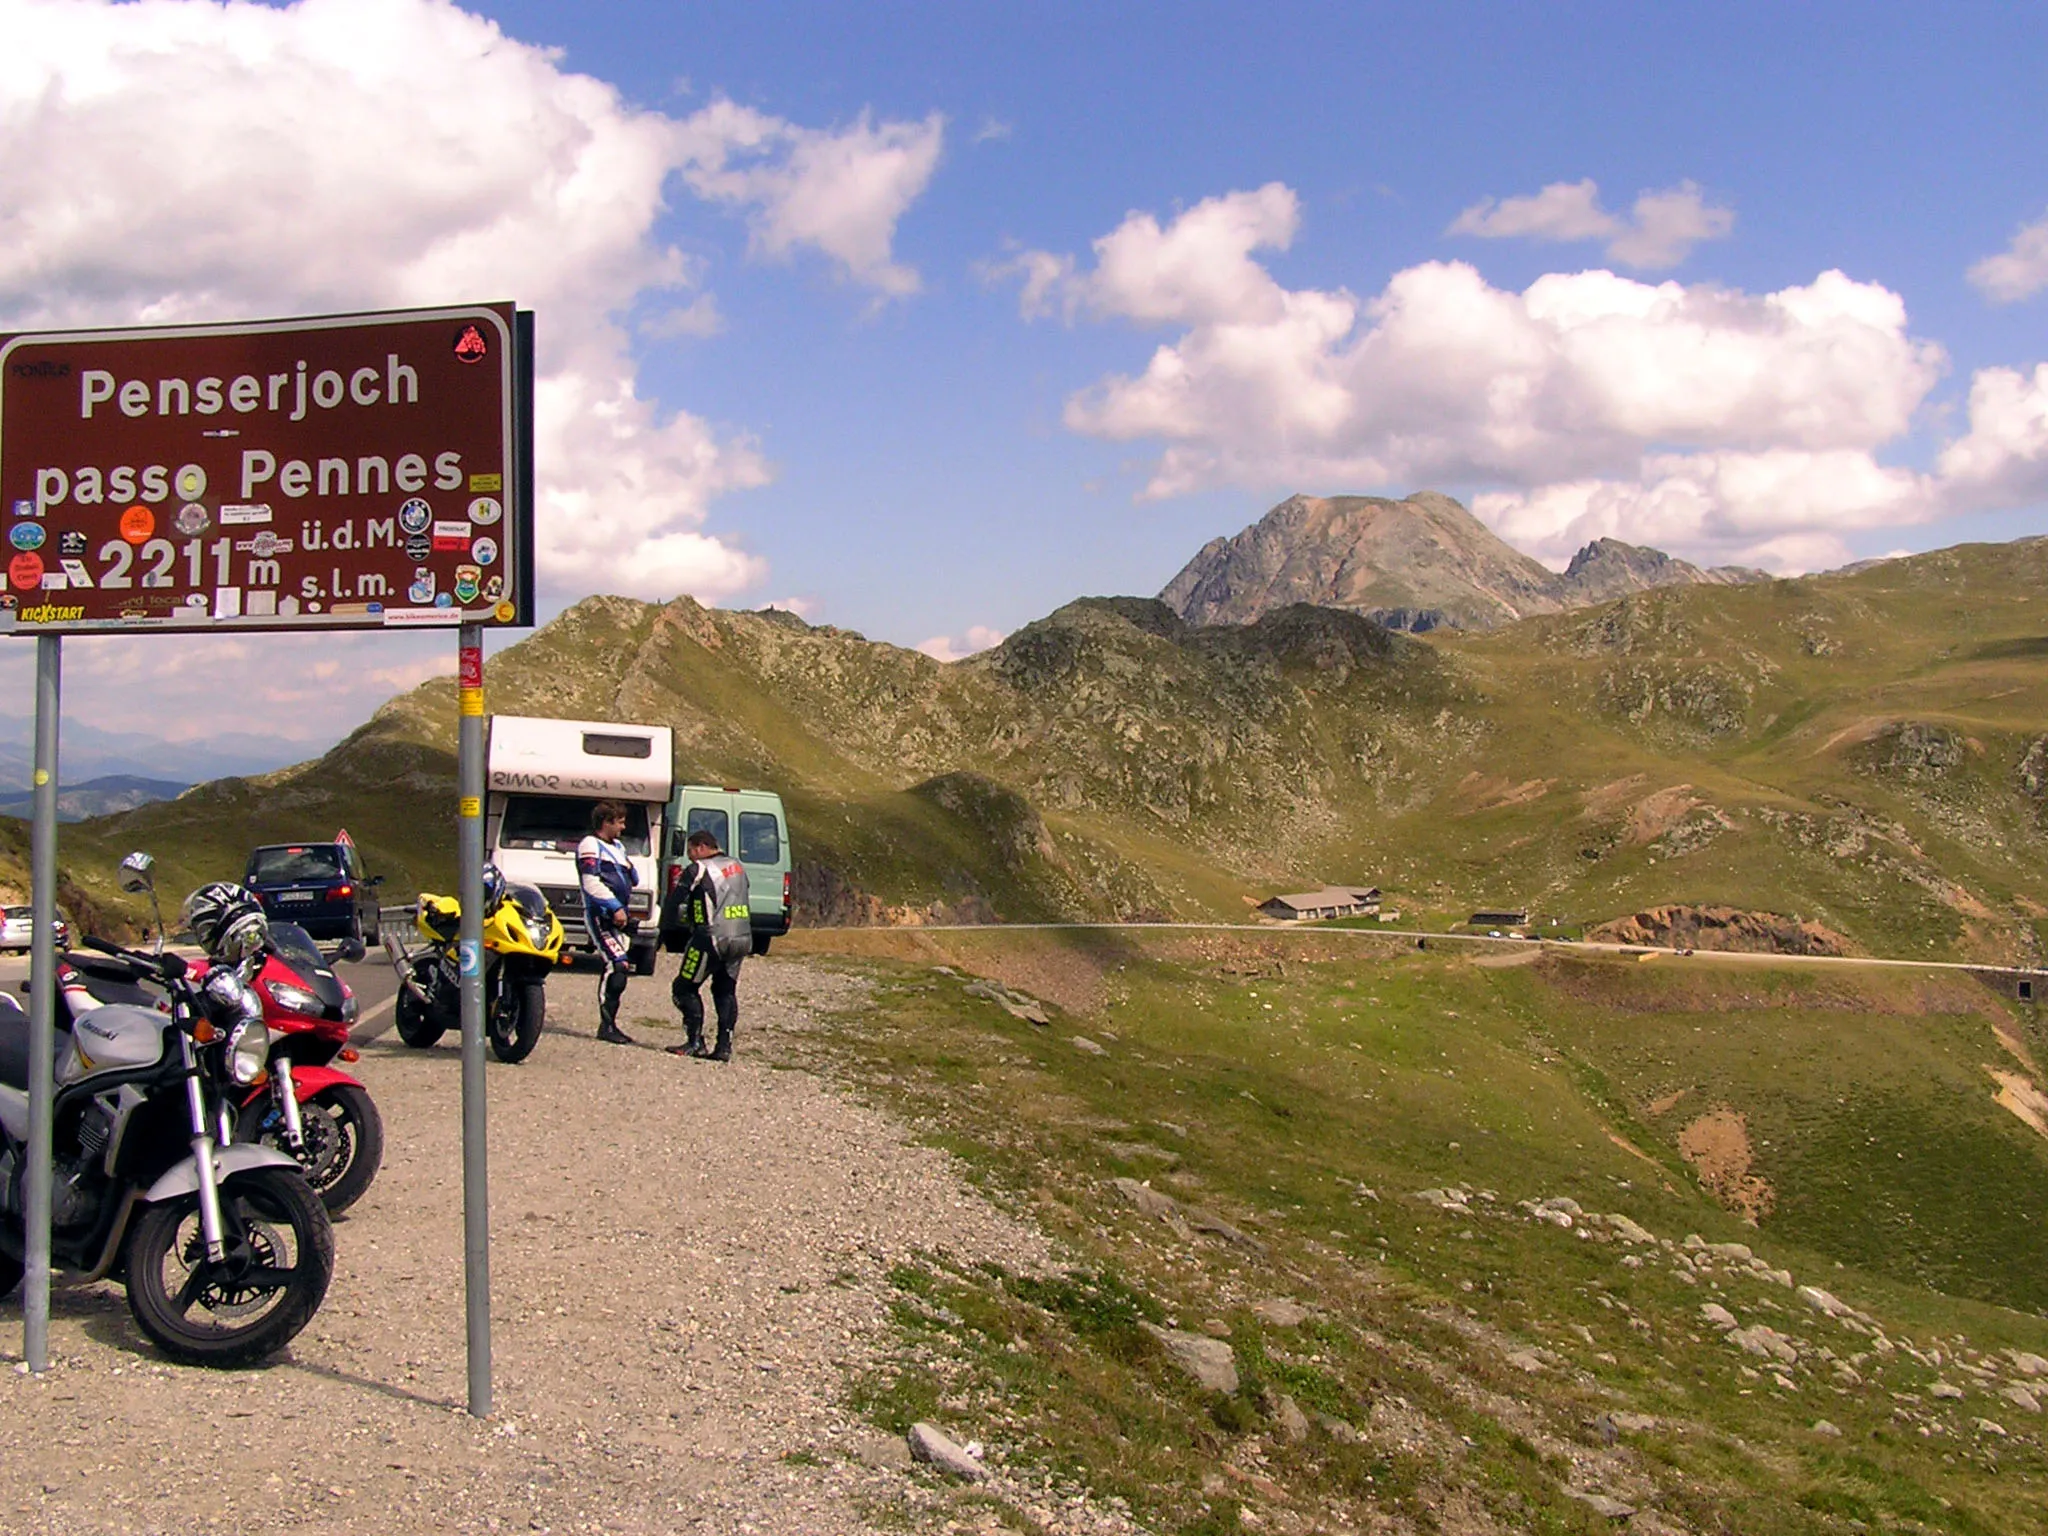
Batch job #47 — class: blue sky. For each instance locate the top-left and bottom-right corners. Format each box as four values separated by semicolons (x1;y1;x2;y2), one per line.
498;0;2048;642
2;0;2046;759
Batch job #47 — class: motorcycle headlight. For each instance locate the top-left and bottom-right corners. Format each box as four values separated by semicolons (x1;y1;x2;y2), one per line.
341;991;359;1024
227;1020;268;1085
264;979;321;1015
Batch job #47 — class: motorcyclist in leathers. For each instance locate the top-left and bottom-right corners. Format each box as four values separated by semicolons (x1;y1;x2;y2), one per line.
660;829;751;1061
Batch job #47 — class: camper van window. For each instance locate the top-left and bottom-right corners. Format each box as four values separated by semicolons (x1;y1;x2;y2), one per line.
501;795;651;855
581;732;653;759
682;808;729;855
738;811;780;864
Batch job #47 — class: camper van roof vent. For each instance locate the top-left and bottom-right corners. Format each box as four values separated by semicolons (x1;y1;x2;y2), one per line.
582;732;653;759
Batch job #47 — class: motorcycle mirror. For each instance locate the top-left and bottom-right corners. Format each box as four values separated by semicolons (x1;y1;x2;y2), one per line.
333;937;368;964
117;850;155;894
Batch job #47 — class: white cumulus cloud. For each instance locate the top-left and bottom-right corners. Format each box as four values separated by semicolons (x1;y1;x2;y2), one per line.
1968;211;2048;303
1449;179;1734;270
999;183;2048;571
916;625;1006;663
0;0;941;743
676;98;944;297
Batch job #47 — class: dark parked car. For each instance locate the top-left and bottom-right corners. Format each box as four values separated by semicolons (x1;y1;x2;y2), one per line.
243;842;381;945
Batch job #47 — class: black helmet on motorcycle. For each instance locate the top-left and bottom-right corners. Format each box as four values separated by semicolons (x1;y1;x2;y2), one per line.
482;862;507;909
181;881;270;965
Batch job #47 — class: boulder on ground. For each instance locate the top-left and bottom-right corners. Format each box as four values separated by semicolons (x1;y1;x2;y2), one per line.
1251;1297;1309;1327
907;1421;988;1481
1141;1322;1240;1393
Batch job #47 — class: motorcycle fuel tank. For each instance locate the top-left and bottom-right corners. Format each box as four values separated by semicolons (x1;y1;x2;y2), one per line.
60;1003;168;1082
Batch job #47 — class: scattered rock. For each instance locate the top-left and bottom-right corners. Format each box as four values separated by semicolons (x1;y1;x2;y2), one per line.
1797;1285;1854;1318
1611;1412;1659;1434
907;1421;988;1482
2009;1350;2048;1378
1272;1394;1310;1444
1931;1381;1966;1400
1141;1322;1240;1393
1518;1198;1574;1228
2000;1385;2041;1413
1415;1187;1470;1211
1811;1420;1843;1437
1251;1297;1309;1327
1070;1035;1107;1056
1314;1412;1362;1444
1973;1418;2008;1438
1603;1213;1656;1244
1186;1207;1267;1254
1728;1325;1798;1365
1564;1488;1637;1520
1110;1177;1180;1222
1699;1303;1738;1329
1505;1349;1548;1374
1704;1241;1753;1263
961;978;1053;1026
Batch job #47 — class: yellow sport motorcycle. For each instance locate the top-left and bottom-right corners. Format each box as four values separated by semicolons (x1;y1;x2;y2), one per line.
385;866;565;1063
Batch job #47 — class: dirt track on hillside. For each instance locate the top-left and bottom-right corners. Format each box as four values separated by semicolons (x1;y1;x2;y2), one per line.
0;956;1086;1536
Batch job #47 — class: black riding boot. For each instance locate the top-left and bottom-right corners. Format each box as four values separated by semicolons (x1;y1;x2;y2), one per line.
669;970;708;1056
596;966;633;1044
710;1026;732;1062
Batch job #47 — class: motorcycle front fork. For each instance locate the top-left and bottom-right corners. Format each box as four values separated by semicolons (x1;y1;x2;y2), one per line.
270;1059;306;1150
179;1033;229;1263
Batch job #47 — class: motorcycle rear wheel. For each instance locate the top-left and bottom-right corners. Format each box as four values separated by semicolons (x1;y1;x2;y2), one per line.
394;976;446;1048
125;1166;334;1367
487;978;546;1064
0;1249;22;1299
237;1083;384;1217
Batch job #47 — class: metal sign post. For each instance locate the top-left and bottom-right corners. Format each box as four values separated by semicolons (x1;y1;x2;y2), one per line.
22;634;59;1373
456;625;490;1416
1;303;534;1397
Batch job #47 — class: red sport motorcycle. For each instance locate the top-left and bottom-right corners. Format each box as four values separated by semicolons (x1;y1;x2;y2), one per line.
77;854;385;1216
223;921;382;1216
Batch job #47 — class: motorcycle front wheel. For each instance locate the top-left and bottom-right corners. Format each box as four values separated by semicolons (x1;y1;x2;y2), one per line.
125;1166;335;1367
487;976;546;1064
237;1083;384;1217
393;967;447;1049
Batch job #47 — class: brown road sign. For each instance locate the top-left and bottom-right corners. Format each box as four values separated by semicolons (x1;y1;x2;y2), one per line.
0;303;532;635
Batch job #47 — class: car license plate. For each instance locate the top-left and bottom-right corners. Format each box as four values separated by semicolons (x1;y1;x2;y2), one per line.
278;892;315;903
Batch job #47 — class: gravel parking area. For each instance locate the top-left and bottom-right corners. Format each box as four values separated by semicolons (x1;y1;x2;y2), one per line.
0;954;1059;1535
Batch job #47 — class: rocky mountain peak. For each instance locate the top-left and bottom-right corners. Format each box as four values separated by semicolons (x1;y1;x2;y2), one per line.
1160;494;1769;631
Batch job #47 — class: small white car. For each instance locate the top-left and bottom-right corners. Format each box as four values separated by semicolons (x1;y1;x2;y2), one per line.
0;904;70;951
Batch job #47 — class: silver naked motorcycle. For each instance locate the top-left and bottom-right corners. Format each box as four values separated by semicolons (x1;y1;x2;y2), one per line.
0;934;335;1366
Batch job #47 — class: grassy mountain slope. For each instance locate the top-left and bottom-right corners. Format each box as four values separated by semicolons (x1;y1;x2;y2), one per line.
784;928;2048;1534
52;537;2048;963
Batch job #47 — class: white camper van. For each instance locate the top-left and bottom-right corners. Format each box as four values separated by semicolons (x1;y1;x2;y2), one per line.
485;715;675;975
